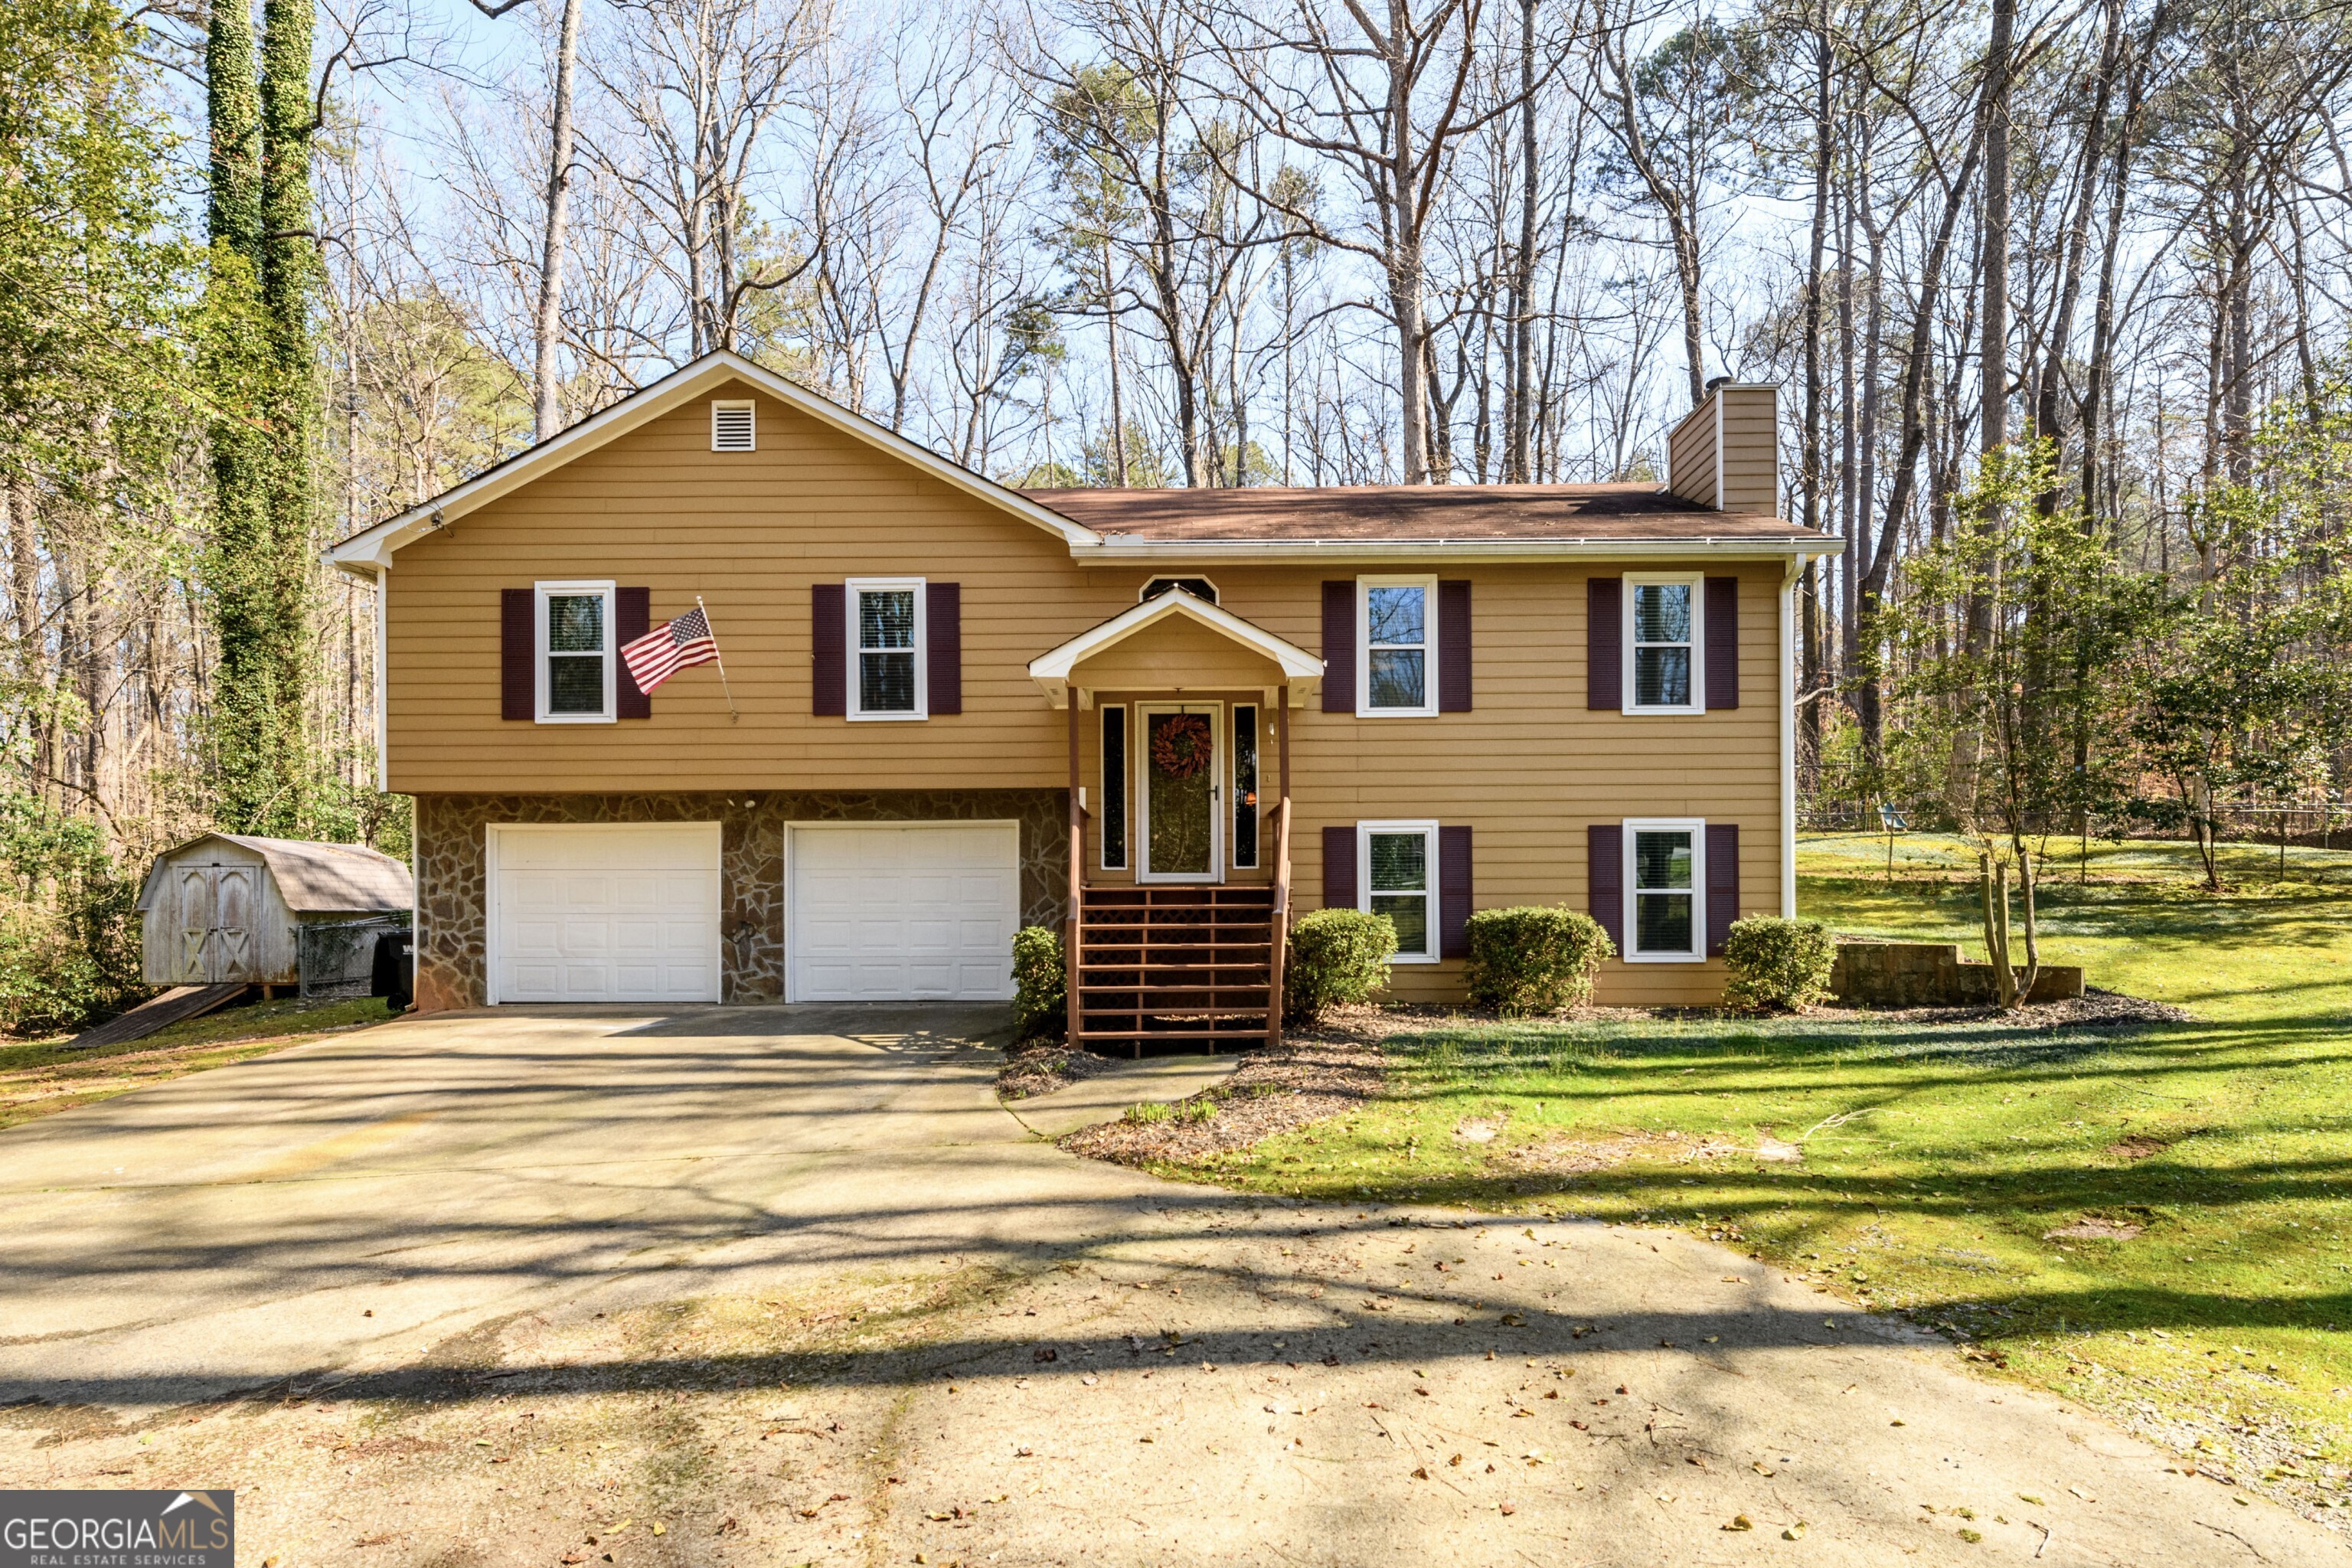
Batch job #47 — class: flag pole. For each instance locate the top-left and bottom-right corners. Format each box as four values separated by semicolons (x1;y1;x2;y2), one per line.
697;595;740;722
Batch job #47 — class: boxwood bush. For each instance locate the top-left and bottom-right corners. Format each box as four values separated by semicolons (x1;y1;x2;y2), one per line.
1284;908;1395;1024
1010;925;1066;1039
1722;916;1838;1009
1463;906;1615;1015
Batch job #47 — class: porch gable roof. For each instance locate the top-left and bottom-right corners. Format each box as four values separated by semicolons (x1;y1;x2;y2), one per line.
1025;590;1324;707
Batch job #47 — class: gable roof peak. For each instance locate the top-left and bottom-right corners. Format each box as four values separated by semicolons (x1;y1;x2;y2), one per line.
325;348;1097;574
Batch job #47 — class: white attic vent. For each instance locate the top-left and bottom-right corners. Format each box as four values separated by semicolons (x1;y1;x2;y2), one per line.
710;400;756;452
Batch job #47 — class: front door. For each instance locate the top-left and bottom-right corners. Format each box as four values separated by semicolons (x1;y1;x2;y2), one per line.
1138;702;1223;882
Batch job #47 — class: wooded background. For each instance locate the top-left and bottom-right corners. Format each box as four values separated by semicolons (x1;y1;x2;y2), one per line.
5;0;2350;1029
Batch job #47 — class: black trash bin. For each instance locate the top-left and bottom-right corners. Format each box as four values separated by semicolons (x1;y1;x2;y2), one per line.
371;929;414;1012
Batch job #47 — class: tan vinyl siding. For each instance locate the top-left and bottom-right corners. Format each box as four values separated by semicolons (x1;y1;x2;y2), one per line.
1717;386;1780;513
388;377;1790;1005
1666;403;1718;508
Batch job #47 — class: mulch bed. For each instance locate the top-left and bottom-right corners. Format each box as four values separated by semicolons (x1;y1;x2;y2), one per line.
1057;1021;1387;1168
995;1040;1122;1101
1801;986;2191;1030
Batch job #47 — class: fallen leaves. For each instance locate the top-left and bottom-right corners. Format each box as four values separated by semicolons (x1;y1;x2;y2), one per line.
1723;1515;1754;1532
1782;1521;1808;1540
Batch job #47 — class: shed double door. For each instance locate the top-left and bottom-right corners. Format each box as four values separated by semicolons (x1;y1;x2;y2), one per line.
170;864;262;983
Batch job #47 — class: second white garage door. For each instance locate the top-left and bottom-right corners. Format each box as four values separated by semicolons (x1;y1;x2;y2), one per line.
789;822;1020;1001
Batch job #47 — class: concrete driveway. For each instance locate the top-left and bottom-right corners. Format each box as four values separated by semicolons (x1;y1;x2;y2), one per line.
0;1006;2340;1566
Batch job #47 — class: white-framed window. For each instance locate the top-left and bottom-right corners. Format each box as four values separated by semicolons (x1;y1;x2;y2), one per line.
1358;819;1439;963
847;577;926;720
1623;573;1704;714
1358;575;1437;717
534;580;616;723
711;399;756;452
1623;818;1705;961
1100;704;1129;871
1232;704;1259;870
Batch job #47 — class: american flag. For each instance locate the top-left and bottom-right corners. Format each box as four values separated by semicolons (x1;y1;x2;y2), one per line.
622;603;720;694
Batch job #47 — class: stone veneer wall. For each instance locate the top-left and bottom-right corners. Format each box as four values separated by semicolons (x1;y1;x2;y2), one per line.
413;791;1067;1011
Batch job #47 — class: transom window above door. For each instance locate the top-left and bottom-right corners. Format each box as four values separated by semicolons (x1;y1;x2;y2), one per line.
848;577;926;719
1358;576;1436;716
1624;573;1703;713
534;580;614;723
1359;820;1438;962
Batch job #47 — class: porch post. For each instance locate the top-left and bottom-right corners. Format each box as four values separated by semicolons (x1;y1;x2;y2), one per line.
1065;695;1083;1047
1267;691;1292;1048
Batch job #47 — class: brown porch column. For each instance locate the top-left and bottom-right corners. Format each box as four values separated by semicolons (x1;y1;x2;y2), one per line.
1065;695;1083;1047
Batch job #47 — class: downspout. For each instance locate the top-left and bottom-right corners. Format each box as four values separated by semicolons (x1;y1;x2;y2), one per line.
1780;554;1804;918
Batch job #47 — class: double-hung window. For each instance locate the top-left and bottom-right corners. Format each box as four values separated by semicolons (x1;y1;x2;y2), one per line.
534;580;615;723
1358;576;1436;716
1624;818;1704;961
1623;573;1704;714
847;577;926;720
1358;820;1439;962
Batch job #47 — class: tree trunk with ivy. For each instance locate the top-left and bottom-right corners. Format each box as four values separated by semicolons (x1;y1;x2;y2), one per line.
204;0;318;835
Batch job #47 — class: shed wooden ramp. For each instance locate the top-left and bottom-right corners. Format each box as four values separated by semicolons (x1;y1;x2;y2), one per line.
64;983;248;1050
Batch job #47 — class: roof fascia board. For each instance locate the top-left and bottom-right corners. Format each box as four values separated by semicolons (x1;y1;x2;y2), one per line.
1071;537;1843;564
1028;591;1325;683
326;351;1096;574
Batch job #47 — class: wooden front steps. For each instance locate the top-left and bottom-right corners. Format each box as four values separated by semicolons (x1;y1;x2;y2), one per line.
1073;885;1276;1056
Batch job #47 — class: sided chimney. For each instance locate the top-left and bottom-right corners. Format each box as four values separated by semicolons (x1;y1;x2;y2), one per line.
1665;381;1780;514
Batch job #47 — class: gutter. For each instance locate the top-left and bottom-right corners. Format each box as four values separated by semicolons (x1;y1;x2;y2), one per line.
1073;534;1846;563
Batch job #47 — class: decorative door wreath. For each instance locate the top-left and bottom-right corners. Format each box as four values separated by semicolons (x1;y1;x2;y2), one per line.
1149;714;1215;779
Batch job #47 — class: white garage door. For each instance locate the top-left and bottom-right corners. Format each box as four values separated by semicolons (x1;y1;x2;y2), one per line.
790;823;1019;1001
489;824;720;1003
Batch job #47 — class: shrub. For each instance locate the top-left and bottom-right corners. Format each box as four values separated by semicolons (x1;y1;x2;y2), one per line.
1722;916;1838;1009
1284;907;1395;1024
1009;925;1066;1039
1124;1099;1172;1124
0;798;145;1037
1462;906;1615;1015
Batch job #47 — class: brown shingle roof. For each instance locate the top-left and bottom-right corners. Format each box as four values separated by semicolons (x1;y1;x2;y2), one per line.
1016;482;1817;542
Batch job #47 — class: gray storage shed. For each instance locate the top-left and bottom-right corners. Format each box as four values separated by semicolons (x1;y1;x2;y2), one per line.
137;834;414;989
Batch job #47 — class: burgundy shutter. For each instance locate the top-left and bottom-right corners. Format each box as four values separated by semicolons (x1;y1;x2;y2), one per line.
1438;580;1472;712
1586;576;1621;710
927;582;962;714
1322;825;1357;910
1589;823;1624;955
1707;823;1740;956
500;588;533;720
616;587;652;718
1439;824;1472;959
1321;581;1354;713
1705;576;1739;710
811;583;846;716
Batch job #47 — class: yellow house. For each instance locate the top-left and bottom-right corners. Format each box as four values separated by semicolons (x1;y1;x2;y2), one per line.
328;351;1838;1044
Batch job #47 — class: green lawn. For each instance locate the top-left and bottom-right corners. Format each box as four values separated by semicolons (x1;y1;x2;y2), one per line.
1184;834;2352;1509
